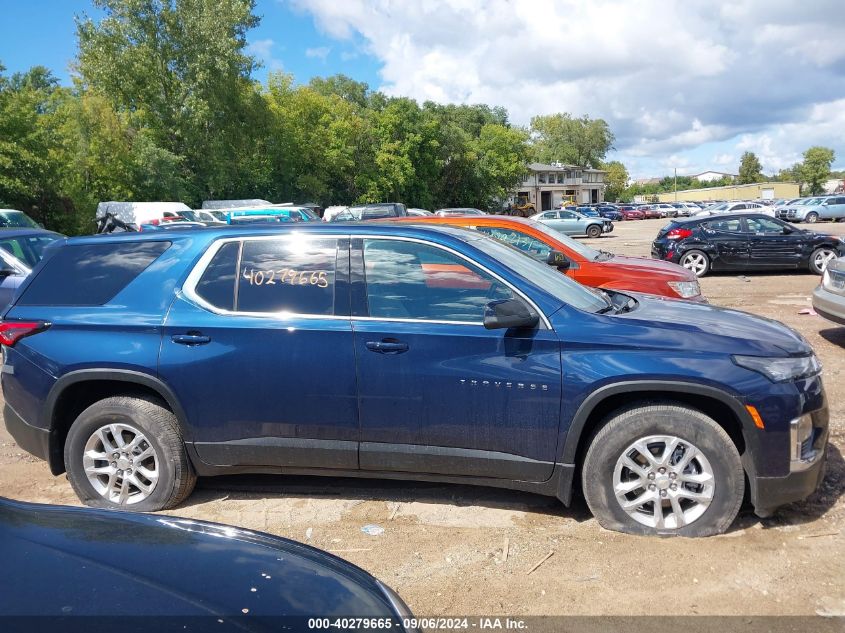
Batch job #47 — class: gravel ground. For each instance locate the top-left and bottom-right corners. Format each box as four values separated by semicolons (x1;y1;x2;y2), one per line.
1;217;843;618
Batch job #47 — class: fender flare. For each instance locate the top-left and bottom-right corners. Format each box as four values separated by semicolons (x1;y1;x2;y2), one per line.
43;368;192;441
560;380;754;465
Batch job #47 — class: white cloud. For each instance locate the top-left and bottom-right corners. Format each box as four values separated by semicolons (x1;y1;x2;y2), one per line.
247;38;283;70
305;46;331;61
291;0;845;176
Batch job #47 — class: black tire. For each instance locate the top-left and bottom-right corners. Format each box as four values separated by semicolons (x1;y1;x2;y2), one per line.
805;212;819;224
582;403;744;537
809;247;836;275
64;396;196;511
586;224;602;238
679;249;711;277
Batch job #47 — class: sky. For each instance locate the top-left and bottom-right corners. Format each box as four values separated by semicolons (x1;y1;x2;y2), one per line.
2;0;845;180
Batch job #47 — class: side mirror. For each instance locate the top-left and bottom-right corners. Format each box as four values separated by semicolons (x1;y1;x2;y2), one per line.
546;250;570;269
782;226;793;234
483;298;539;330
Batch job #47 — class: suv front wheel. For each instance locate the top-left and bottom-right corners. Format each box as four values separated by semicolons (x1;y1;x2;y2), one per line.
64;396;196;511
582;403;744;537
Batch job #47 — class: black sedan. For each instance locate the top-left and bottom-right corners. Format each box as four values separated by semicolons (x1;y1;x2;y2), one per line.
651;213;845;277
0;498;414;629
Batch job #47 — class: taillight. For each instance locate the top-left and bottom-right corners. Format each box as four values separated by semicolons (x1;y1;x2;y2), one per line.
149;219;161;225
0;321;49;347
665;228;693;240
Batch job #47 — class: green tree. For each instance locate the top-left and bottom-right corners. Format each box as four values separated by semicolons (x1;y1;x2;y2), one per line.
75;0;268;201
738;151;763;184
0;64;66;226
801;146;835;195
602;160;629;201
473;124;529;208
529;113;614;167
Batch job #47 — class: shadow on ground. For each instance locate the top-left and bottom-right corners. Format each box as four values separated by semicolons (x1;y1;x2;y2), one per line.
184;473;593;522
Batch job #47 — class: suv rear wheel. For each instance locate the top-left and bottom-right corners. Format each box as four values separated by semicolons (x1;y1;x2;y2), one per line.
582;403;744;537
64;396;196;511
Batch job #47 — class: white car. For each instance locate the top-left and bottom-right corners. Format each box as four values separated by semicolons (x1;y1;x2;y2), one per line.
692;201;771;217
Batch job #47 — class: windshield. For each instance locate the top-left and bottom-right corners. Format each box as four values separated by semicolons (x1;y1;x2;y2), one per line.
469;234;609;313
522;220;603;260
0;211;40;229
179;210;199;221
0;234;60;268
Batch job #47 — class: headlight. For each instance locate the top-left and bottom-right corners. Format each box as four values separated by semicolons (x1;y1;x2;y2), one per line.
667;280;701;298
732;354;821;382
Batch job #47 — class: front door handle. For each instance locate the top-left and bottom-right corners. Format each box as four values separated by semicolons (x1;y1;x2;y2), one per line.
171;333;211;346
365;340;409;354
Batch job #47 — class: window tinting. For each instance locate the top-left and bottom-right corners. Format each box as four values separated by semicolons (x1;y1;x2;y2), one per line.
237;238;336;315
706;218;742;232
195;241;239;310
363;239;513;322
18;241;171;306
745;217;784;233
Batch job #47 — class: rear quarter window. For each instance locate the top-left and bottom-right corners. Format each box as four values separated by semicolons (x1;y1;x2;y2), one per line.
17;241;171;306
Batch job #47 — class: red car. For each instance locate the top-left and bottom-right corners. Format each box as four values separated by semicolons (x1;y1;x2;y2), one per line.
640;205;662;219
386;215;704;301
618;205;645;220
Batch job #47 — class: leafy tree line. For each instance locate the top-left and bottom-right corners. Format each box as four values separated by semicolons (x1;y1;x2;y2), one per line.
0;0;618;235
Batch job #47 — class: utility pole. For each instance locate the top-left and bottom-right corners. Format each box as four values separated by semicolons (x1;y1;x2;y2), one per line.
674;167;678;202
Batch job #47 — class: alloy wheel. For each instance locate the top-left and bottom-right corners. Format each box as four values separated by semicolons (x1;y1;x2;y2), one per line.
613;435;715;529
806;212;818;223
814;248;836;272
681;252;708;276
82;423;159;504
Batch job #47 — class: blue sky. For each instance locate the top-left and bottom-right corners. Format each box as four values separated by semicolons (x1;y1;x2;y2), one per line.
3;1;845;180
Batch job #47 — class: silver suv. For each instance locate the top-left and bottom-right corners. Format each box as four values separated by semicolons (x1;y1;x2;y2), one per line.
777;196;845;223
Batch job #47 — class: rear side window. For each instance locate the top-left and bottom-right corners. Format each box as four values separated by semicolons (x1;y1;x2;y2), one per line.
195;241;240;310
237;238;337;315
17;241;171;306
706;219;742;232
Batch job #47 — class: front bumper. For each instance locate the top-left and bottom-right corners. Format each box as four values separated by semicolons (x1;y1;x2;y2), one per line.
746;405;829;517
750;452;826;517
812;284;845;326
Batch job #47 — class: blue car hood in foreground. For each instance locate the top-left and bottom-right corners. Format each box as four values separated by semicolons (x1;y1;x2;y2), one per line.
556;293;811;358
0;499;396;620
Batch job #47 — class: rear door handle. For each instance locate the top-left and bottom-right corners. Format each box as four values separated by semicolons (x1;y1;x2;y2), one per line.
365;340;409;354
171;333;211;346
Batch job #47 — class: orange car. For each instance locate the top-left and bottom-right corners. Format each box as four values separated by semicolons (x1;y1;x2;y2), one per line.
387;215;703;301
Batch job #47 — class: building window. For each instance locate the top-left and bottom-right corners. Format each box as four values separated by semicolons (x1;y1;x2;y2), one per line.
556;173;565;184
538;173;546;184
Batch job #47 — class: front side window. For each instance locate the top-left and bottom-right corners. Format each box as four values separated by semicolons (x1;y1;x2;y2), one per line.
362;239;513;323
0;234;59;268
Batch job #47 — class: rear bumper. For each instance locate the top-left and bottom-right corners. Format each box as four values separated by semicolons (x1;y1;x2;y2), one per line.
812;285;845;325
4;402;49;462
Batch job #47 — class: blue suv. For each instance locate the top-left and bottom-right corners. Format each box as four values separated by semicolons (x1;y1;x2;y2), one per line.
0;224;829;536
